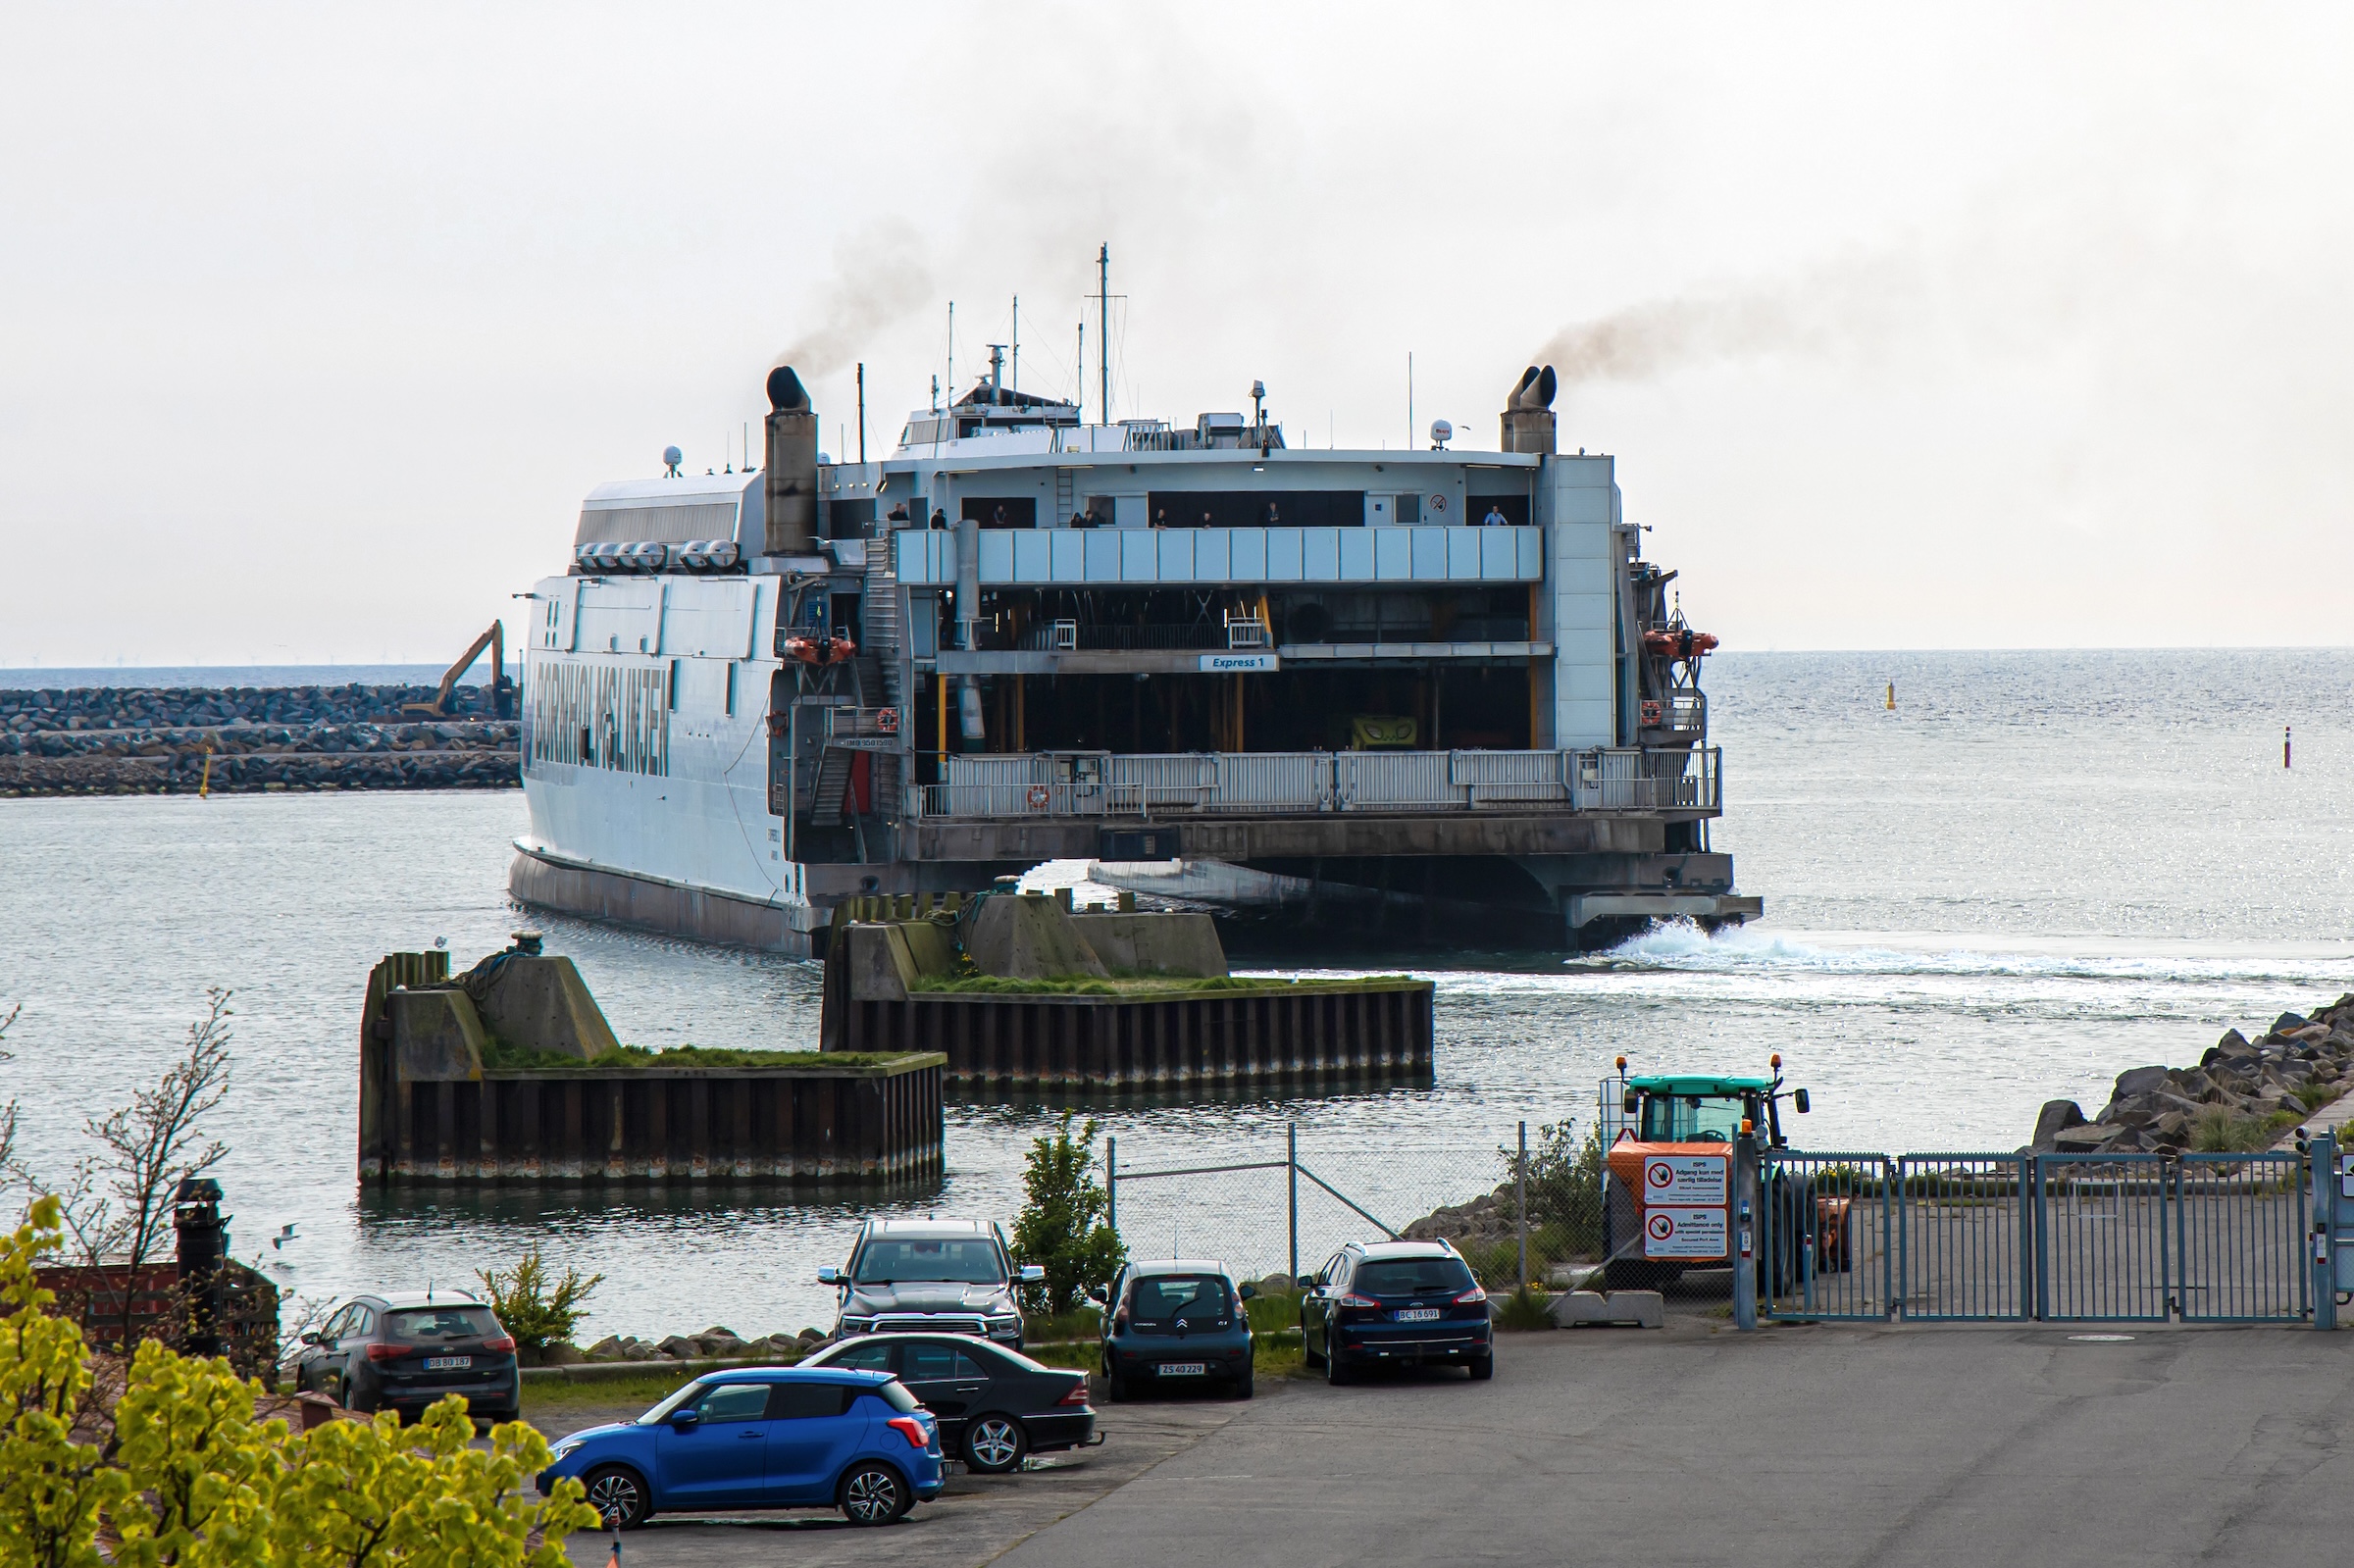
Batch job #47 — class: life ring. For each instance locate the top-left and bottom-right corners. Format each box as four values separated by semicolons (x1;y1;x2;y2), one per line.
1025;784;1050;809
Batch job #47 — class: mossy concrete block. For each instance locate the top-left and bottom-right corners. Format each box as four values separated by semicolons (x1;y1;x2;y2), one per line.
1550;1290;1663;1329
474;955;621;1060
896;918;957;980
390;988;486;1082
1071;913;1227;978
844;923;920;1001
964;893;1110;981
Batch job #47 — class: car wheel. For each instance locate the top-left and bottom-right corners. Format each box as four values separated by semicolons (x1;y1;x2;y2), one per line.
1303;1330;1323;1368
840;1462;910;1526
1324;1334;1353;1387
583;1465;650;1530
963;1415;1028;1475
1104;1369;1128;1403
1232;1367;1254;1399
1467;1354;1495;1382
339;1377;371;1414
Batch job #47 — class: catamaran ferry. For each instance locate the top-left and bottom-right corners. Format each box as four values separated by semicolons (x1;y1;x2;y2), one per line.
511;347;1758;955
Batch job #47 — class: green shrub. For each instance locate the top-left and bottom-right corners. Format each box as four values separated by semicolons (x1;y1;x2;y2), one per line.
1523;1120;1606;1258
1009;1112;1126;1317
476;1246;604;1355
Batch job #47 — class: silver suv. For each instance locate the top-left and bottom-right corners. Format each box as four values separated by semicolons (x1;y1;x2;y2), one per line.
820;1219;1046;1348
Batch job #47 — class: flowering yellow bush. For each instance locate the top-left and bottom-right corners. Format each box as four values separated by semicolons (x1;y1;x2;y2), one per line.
0;1197;596;1567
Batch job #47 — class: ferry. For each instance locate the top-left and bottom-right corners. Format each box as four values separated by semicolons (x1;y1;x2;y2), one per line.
511;347;1759;954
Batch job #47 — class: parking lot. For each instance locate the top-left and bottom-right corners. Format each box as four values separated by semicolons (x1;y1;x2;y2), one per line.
547;1316;2354;1567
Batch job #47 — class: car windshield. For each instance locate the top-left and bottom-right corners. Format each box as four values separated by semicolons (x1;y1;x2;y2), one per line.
1640;1092;1747;1141
639;1380;714;1424
1352;1257;1476;1296
851;1238;1004;1286
385;1306;498;1342
1126;1275;1231;1323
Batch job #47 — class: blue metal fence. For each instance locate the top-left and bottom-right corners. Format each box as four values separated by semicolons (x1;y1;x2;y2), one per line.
1762;1148;2312;1326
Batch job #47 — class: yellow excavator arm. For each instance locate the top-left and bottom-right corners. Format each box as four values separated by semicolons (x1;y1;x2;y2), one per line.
402;622;511;719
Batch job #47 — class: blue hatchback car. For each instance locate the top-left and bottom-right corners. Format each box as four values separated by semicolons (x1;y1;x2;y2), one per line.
537;1367;944;1529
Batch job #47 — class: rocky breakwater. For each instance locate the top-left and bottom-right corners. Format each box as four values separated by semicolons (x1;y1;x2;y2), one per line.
0;683;517;796
547;1326;825;1367
2027;998;2354;1156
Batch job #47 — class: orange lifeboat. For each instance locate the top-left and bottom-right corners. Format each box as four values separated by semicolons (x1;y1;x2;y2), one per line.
1642;628;1718;659
783;633;858;666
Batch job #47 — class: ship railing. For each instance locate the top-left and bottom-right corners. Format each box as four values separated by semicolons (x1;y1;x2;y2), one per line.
910;747;1719;818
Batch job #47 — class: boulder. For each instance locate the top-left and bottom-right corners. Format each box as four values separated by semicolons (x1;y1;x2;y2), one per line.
656;1336;698;1360
2052;1124;2126;1153
2111;1066;2172;1102
584;1335;624;1360
2110;1090;2205;1130
2029;1100;2088;1150
541;1343;585;1366
2274;1012;2311;1036
795;1327;827;1344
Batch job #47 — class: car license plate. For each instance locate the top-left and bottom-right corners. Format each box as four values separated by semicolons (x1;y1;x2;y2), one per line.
1397;1308;1440;1323
424;1356;471;1371
1159;1361;1207;1377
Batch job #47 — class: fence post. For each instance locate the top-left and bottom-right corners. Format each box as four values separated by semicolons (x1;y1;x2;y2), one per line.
2313;1131;2336;1332
1733;1130;1758;1331
1105;1135;1117;1234
1516;1121;1529;1291
1287;1122;1299;1286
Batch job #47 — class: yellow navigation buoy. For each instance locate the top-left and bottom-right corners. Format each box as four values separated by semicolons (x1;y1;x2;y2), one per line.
1885;682;1896;711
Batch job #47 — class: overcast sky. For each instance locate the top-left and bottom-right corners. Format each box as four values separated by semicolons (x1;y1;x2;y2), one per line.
3;3;2348;664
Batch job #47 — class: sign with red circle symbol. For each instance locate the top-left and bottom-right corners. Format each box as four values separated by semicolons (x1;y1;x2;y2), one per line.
1647;1212;1676;1241
1642;1206;1728;1259
1641;1154;1727;1204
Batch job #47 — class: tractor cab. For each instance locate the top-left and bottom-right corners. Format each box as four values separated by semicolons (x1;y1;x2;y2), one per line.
1621;1074;1801;1149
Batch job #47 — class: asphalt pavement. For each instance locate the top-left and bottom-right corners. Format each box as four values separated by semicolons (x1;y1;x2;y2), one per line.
546;1320;2354;1567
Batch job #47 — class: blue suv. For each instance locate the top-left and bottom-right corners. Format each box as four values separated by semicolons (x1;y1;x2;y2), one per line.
536;1367;944;1529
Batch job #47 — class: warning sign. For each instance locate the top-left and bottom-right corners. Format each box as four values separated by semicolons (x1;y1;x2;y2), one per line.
1643;1206;1729;1259
1642;1154;1728;1205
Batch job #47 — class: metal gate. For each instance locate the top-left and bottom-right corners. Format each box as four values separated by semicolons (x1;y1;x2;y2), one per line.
1763;1148;2309;1325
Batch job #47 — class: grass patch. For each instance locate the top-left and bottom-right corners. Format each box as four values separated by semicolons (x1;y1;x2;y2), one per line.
907;974;1419;997
2295;1081;2340;1112
522;1372;697;1421
1023;1306;1103;1343
2190;1107;2306;1152
479;1040;914;1072
1492;1286;1554;1331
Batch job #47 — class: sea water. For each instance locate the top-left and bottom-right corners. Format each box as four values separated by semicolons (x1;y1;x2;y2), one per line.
2;649;2348;1339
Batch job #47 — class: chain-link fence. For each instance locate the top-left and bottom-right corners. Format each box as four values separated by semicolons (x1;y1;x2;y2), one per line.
1102;1121;1605;1291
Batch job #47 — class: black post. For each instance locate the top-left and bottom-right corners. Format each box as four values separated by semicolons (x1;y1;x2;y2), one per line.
174;1177;227;1357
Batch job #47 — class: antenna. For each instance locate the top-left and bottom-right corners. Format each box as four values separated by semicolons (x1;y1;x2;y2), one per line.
1010;295;1019;391
1407;352;1413;450
947;301;955;401
1098;243;1110;425
662;445;683;478
743;421;749;474
856;362;866;465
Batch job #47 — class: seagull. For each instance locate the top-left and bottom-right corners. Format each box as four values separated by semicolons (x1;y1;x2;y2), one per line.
434;936;447;949
272;1223;297;1250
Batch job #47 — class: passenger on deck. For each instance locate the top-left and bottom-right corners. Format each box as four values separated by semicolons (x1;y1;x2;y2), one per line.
1070;512;1090;530
887;502;910;524
1153;508;1168;529
1481;503;1508;528
1264;502;1281;525
930;509;948;530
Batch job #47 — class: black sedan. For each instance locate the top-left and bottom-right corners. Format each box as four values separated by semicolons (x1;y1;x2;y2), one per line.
287;1290;521;1421
798;1333;1097;1474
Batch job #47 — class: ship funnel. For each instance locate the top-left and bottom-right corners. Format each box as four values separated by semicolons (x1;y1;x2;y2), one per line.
763;365;818;555
1501;363;1558;454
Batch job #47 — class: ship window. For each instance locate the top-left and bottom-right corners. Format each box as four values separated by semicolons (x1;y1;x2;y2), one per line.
725;663;737;716
962;496;1038;529
668;660;682;711
1395;493;1421;524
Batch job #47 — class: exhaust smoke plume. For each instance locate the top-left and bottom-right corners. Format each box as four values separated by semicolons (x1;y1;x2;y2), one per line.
773;219;936;379
1534;250;1930;386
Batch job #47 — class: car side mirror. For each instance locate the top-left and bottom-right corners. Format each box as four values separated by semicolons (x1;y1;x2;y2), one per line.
817;1267;841;1285
299;1331;324;1347
1086;1285;1107;1304
1296;1275;1314;1290
1794;1088;1811;1114
1238;1282;1257;1300
670;1408;701;1430
1622;1088;1639;1115
1017;1265;1046;1285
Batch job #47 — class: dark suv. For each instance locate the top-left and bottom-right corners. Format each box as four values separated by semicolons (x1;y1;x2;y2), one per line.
820;1219;1044;1348
1299;1240;1492;1383
288;1291;521;1422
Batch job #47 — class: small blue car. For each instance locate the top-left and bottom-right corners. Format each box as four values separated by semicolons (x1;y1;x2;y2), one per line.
536;1366;944;1529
